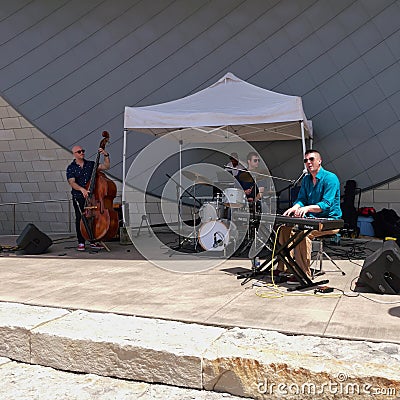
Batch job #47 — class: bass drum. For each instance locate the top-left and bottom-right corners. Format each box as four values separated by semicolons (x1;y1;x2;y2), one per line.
198;219;238;251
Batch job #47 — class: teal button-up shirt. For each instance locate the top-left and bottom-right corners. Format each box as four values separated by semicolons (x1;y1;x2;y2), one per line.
295;167;342;219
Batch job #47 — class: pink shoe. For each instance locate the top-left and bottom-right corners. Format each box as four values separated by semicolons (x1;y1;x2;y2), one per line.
77;243;85;251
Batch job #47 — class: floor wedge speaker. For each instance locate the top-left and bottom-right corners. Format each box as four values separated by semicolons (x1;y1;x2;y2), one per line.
17;223;53;255
358;240;400;294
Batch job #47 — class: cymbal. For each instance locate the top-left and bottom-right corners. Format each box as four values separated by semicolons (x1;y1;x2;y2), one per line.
182;170;211;184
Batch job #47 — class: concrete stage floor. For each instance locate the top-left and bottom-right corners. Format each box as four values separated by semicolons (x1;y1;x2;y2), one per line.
0;232;399;345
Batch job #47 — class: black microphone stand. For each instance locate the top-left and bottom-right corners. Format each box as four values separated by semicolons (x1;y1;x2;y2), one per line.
276;169;307;211
292;169;307;187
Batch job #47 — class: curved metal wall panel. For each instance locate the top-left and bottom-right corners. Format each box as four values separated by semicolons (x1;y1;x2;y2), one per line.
1;0;399;190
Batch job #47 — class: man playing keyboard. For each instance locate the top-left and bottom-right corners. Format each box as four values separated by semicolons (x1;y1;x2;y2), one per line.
278;149;341;282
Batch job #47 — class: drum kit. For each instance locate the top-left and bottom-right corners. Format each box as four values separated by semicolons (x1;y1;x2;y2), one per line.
179;170;265;254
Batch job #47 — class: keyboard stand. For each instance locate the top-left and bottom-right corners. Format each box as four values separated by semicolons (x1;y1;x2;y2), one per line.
257;228;329;291
235;214;334;290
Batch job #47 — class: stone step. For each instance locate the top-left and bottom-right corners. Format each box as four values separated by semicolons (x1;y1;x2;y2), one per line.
0;357;244;399
1;302;399;399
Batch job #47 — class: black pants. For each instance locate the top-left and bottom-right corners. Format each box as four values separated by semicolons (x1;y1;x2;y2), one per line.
72;196;86;244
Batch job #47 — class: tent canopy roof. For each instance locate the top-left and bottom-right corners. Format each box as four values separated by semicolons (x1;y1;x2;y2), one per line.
124;72;312;142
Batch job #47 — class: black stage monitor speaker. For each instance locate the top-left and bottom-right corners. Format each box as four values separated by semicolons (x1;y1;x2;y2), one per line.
358;240;400;294
16;223;52;255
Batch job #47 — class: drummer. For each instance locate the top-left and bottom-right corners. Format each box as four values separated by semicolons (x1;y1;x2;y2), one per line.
236;151;265;211
225;152;246;177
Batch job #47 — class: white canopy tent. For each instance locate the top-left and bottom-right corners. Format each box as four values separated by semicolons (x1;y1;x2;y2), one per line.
123;72;312;197
124;72;312;141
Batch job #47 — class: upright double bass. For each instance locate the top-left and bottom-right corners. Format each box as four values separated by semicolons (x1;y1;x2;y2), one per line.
80;131;119;242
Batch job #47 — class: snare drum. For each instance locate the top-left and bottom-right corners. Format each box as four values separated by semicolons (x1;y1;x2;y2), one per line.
223;188;246;208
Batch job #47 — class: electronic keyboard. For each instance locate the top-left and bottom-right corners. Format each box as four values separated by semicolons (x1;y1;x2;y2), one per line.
273;215;344;231
233;211;343;232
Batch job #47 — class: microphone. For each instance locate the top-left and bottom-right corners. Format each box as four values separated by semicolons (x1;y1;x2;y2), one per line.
213;232;224;248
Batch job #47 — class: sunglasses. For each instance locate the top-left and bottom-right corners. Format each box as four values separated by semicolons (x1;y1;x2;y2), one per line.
303;156;315;163
74;149;85;154
252;159;260;162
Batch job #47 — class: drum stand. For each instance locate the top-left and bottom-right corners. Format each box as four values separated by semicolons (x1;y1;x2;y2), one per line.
178;205;199;251
166;173;201;252
236;223;265;284
181;183;199;249
136;215;152;237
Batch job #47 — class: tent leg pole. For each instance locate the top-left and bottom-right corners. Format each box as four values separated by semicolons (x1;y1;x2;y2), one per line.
301;121;306;155
122;129;127;226
178;139;183;247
